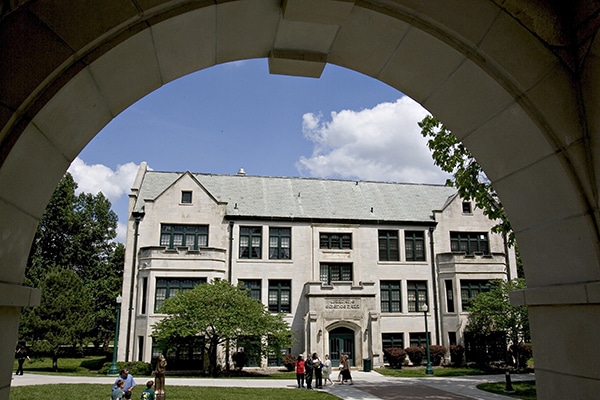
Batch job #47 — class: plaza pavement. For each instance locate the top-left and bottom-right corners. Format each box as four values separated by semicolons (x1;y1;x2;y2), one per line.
10;370;535;400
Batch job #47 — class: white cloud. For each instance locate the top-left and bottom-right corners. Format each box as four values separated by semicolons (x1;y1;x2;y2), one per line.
68;158;141;243
297;96;450;184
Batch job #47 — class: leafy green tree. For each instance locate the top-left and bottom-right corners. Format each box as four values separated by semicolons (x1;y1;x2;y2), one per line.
152;279;292;376
20;268;93;371
466;279;530;367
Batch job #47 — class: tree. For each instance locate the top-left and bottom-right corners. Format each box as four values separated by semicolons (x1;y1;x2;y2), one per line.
466;279;530;368
418;115;515;247
152;279;292;376
20;268;93;371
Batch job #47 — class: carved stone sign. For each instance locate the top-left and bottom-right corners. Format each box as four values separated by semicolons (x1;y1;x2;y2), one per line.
325;298;360;310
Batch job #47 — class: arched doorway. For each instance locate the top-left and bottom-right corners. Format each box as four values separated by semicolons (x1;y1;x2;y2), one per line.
328;327;355;367
1;2;600;399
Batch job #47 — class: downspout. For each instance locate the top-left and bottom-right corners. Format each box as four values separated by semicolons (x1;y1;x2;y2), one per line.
226;220;234;371
428;226;441;345
126;209;144;362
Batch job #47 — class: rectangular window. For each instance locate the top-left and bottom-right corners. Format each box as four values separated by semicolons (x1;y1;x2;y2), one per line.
382;333;404;363
462;201;472;214
160;224;208;249
320;263;353;284
141;277;148;314
405;231;426;261
269;227;291;259
240;226;262;259
154;278;206;312
450;232;489;255
407;281;428;312
409;332;431;348
181;191;192;204
445;280;455;313
268;280;291;313
320;232;352;249
460;280;490;310
448;332;457;346
240;279;261;301
378;230;399;261
380;281;401;313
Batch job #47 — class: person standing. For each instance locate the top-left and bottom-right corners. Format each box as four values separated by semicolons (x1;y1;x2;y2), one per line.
304;354;314;389
112;379;125;400
113;368;136;399
295;355;305;388
15;346;30;375
342;354;353;385
312;353;323;389
323;354;334;386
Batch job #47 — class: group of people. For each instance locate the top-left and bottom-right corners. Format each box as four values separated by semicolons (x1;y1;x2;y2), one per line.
112;368;155;400
295;353;353;389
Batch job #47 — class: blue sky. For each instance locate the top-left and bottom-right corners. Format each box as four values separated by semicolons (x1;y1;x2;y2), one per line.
68;59;449;242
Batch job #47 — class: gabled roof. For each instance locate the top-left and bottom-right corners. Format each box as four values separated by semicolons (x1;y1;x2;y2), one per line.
134;170;456;224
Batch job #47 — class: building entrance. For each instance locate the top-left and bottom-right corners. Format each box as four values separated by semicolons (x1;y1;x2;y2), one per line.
329;327;355;367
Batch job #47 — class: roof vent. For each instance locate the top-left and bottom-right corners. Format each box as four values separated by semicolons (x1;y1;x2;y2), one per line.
237;168;246;176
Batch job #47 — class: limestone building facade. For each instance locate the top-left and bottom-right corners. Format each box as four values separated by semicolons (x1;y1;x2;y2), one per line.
118;163;517;369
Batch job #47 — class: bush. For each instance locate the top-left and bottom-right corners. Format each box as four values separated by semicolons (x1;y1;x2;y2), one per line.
429;345;447;366
232;352;248;371
510;343;533;370
98;361;152;376
383;347;406;368
282;353;296;372
449;344;465;366
404;346;424;366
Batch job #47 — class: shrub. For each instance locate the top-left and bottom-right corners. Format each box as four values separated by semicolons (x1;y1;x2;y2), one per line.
404;346;424;366
510;343;533;370
282;353;296;372
449;344;465;366
232;352;248;371
383;347;406;368
429;345;447;366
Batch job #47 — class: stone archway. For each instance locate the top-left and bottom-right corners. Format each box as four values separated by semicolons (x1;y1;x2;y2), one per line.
1;2;599;399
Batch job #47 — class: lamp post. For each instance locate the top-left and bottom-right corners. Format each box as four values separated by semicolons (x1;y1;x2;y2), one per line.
108;294;123;375
422;304;434;375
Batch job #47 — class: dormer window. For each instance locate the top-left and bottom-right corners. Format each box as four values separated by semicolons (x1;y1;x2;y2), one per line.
462;201;472;214
181;191;192;204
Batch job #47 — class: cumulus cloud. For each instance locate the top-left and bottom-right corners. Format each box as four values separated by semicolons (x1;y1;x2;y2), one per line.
68;158;141;243
297;97;450;184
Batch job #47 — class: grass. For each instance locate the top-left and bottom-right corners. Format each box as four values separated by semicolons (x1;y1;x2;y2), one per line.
13;356;108;376
376;366;488;378
477;380;536;400
9;384;337;400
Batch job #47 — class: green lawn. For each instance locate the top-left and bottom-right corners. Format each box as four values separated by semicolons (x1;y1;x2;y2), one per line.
13;356;109;376
376;366;488;378
477;381;536;400
9;384;336;400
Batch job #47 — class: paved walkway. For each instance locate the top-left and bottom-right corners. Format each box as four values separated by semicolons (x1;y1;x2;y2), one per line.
10;370;535;400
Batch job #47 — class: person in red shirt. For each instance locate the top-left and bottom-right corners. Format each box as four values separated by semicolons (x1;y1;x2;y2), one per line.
295;355;305;388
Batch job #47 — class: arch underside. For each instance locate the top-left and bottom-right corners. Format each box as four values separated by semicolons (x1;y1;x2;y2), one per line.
1;1;599;399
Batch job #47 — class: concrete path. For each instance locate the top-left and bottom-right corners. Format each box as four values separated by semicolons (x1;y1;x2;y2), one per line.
10;370;535;400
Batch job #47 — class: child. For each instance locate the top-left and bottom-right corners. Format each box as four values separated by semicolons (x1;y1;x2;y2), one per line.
112;379;125;400
140;380;155;400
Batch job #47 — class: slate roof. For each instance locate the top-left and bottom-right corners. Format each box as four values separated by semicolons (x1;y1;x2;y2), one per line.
135;171;457;224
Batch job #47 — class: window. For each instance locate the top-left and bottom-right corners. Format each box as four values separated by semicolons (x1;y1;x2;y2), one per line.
382;333;404;363
269;227;291;259
462;201;472;213
405;231;426;261
409;332;431;348
160;224;208;249
154;278;206;311
320;263;353;284
460;280;490;310
445;280;455;313
448;332;457;346
240;279;261;301
450;232;489;254
268;280;291;313
240;226;262;259
407;281;428;312
380;281;401;313
379;230;399;261
181;191;192;204
141;277;148;314
320;232;352;249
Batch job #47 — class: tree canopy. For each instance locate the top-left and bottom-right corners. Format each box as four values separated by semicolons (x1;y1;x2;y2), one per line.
152;279;292;376
20;173;124;369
